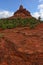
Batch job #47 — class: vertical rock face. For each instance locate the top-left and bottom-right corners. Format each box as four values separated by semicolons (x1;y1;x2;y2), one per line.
19;5;24;10
9;5;32;19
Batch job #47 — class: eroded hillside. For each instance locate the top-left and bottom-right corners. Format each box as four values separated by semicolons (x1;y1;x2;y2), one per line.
0;23;43;65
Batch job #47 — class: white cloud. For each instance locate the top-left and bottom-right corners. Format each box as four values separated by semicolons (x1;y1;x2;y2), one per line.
32;10;43;20
32;3;43;20
38;4;43;9
32;12;40;19
0;10;14;19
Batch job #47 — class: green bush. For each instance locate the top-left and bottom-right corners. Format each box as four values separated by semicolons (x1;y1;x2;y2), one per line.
0;18;40;29
1;24;7;29
28;18;38;29
7;24;14;29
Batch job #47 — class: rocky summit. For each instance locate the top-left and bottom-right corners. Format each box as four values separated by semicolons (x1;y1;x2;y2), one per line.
9;5;32;19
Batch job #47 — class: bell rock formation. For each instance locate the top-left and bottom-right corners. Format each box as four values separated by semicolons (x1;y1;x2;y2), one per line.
0;5;43;65
9;5;32;19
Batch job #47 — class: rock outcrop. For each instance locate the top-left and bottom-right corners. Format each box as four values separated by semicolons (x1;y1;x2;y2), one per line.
9;5;32;19
0;26;43;65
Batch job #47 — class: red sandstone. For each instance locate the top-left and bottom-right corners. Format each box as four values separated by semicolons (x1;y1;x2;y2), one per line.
0;23;43;65
9;5;32;19
0;5;43;65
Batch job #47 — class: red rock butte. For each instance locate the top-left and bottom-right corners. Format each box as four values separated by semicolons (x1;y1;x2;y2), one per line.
0;5;43;65
9;5;32;19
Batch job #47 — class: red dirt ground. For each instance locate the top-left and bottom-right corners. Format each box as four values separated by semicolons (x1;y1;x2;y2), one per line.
0;23;43;65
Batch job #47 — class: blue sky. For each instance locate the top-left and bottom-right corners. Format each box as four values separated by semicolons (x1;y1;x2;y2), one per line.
0;0;43;19
0;0;39;12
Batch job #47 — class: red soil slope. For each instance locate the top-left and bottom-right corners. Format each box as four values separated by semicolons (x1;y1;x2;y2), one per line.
0;23;43;65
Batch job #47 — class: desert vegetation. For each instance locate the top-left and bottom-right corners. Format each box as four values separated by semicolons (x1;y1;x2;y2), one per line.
0;17;42;29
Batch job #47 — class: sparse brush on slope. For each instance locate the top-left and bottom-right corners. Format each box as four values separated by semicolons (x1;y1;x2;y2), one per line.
0;18;41;29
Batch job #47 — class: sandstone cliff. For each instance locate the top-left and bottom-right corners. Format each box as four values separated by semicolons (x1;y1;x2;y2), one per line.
9;5;32;19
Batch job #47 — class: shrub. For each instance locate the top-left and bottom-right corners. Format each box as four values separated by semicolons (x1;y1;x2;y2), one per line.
7;24;14;29
1;24;7;29
28;18;38;29
0;18;39;29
